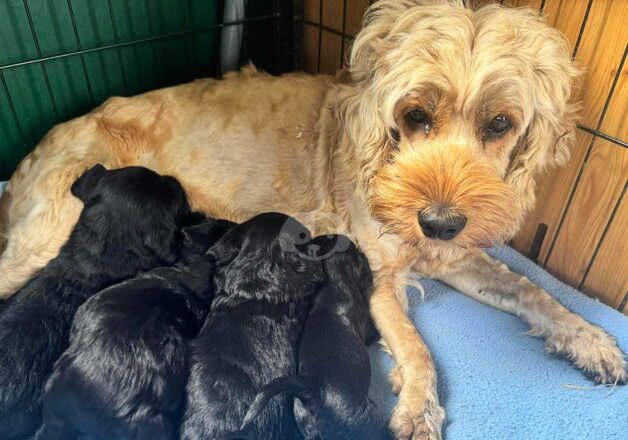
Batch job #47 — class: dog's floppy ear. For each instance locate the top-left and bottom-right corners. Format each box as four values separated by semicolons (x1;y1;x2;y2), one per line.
71;164;107;201
498;10;581;218
339;0;445;185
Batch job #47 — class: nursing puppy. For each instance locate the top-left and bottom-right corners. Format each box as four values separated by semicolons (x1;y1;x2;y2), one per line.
229;238;392;440
180;213;326;440
0;165;191;440
35;218;234;440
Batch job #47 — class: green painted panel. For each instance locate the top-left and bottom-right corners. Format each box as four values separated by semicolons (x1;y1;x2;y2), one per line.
0;0;220;180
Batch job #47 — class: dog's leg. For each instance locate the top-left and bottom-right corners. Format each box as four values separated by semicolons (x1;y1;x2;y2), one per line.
437;250;626;384
370;270;444;440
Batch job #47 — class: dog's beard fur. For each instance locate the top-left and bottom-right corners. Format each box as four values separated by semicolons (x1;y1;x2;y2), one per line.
369;143;520;250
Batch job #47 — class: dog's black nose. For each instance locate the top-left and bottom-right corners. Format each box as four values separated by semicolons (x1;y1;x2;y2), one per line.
418;206;466;240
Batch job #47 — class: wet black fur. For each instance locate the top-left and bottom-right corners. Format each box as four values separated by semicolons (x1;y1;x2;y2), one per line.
0;165;192;439
180;213;326;440
230;238;392;440
35;218;235;440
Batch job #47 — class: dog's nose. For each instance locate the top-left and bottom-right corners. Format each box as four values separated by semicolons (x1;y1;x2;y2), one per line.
418;206;466;240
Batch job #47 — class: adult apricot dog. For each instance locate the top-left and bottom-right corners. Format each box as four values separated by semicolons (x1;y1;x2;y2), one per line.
0;2;624;439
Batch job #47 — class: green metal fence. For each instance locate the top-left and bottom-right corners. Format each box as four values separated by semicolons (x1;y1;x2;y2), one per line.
0;0;291;180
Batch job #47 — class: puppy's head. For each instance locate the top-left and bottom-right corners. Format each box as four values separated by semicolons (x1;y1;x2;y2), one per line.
339;2;580;251
209;213;326;304
71;165;191;267
316;236;378;343
316;237;373;304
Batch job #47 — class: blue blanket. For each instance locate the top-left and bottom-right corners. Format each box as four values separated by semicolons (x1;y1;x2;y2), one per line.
0;182;625;438
368;246;628;440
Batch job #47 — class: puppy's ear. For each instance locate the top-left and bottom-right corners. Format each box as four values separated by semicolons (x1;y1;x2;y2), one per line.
71;164;107;201
322;242;373;300
180;212;208;229
206;231;240;266
322;242;378;343
181;219;235;256
143;228;178;265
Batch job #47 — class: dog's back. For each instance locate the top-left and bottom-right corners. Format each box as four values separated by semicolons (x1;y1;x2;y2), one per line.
181;213;325;440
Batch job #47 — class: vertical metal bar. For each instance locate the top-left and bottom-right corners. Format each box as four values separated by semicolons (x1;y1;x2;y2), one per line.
543;45;628;267
273;0;282;74
317;0;323;73
154;0;173;82
571;0;593;59
121;0;141;89
339;0;347;69
0;72;26;140
594;44;628;130
86;3;113;97
292;0;304;72
618;292;628;313
107;0;129;94
22;0;60;118
528;223;548;262
539;0;546;14
143;0;162;80
541;135;595;269
65;0;96;105
578;181;627;291
181;0;194;78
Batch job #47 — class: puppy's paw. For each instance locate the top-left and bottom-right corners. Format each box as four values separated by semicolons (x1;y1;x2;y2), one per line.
545;321;626;385
390;366;403;395
389;384;444;440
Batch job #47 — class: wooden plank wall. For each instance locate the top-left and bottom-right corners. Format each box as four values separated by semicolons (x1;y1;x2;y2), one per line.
299;0;628;314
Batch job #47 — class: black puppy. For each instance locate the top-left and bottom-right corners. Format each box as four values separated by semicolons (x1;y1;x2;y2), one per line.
0;165;192;440
35;218;234;440
180;213;326;440
230;237;392;440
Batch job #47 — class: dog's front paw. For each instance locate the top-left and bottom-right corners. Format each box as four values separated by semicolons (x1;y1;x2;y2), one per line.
545;321;626;385
389;384;444;440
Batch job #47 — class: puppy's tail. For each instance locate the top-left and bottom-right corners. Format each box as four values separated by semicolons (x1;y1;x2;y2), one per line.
220;375;318;440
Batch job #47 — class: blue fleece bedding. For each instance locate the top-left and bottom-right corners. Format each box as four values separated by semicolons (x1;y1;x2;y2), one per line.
1;182;625;438
368;246;628;440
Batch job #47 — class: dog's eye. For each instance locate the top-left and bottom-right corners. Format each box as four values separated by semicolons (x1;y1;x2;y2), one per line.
404;108;432;134
485;115;512;138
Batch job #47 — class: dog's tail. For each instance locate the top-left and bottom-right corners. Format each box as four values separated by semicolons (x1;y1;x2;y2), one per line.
219;375;318;440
